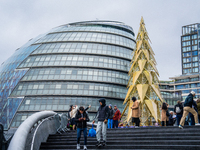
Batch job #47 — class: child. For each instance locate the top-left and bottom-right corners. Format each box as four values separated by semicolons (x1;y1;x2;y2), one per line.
75;106;90;150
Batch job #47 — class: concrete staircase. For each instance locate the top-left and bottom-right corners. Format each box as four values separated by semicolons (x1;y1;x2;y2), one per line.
40;126;200;150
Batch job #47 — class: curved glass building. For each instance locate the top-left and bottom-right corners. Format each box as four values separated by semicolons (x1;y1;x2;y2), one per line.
0;20;135;129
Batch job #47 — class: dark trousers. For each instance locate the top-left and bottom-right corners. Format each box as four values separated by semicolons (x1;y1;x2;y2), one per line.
176;114;182;126
198;115;200;123
132;117;140;126
113;120;119;128
77;128;87;145
189;113;195;125
161;121;165;126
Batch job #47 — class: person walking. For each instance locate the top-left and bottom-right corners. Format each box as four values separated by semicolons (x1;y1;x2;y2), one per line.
75;106;90;150
70;105;78;130
161;102;168;126
108;104;114;129
174;101;183;126
197;99;200;123
113;105;121;128
131;97;140;127
179;91;200;129
92;98;109;147
189;100;198;125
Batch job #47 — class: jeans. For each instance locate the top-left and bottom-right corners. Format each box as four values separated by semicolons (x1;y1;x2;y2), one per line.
180;107;198;126
161;121;165;126
96;121;107;142
176;114;182;126
107;119;113;129
198;115;200;123
113;120;119;128
77;128;87;145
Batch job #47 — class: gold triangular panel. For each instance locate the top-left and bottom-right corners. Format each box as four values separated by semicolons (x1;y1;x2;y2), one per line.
143;71;152;85
132;71;142;85
137;84;149;103
145;100;158;121
138;60;147;71
151;84;163;102
124;85;134;104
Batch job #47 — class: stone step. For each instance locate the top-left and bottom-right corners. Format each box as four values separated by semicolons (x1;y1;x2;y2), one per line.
47;136;200;142
48;132;200;139
40;144;200;150
41;140;200;145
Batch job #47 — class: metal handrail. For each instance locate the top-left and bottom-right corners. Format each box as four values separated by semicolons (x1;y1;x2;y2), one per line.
8;111;56;150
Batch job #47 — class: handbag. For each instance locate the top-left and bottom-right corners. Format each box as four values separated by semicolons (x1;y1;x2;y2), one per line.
88;124;96;137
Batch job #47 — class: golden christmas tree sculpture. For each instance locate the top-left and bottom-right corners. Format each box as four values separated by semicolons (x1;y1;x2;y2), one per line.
121;17;163;126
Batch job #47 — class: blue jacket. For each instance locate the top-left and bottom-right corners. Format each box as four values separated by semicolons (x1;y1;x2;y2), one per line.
184;93;195;108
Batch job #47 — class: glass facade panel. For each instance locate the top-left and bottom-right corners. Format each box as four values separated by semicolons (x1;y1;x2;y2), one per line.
11;82;127;99
21;68;129;85
32;42;133;59
35;32;135;49
18;54;130;72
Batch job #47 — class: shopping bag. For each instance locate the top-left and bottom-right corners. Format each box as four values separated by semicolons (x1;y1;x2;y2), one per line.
88;124;96;137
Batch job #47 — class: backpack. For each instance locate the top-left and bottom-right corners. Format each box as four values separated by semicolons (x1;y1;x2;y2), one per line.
176;106;181;113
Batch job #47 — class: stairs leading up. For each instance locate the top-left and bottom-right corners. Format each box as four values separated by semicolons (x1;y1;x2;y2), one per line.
40;126;200;150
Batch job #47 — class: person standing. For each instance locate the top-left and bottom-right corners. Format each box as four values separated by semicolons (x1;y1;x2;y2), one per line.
161;102;168;126
189;100;198;125
70;105;78;130
92;98;109;147
174;101;183;126
179;91;200;129
131;97;140;127
108;104;114;129
113;105;121;128
75;106;90;150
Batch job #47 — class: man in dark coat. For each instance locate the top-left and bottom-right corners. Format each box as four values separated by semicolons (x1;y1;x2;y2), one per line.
75;106;90;150
92;98;109;147
179;91;200;129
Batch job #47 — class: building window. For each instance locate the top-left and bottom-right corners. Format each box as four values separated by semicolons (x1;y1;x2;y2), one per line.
182;46;191;52
183;63;191;68
192;40;198;45
183;52;191;57
183;68;191;74
182;36;190;41
182;41;190;46
192;45;198;50
192;62;198;67
192;34;197;39
192;51;198;56
183;57;191;63
193;67;198;72
192;56;198;61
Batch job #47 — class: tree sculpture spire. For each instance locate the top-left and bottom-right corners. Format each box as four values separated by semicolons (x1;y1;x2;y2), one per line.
121;17;163;126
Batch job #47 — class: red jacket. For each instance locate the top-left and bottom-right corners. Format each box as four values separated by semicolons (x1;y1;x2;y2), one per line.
113;109;121;120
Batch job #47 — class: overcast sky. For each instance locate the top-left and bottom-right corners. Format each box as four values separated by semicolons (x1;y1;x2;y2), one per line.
0;0;200;80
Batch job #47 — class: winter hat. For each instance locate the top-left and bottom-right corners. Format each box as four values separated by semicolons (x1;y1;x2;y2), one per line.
109;104;112;107
114;105;117;107
191;91;195;95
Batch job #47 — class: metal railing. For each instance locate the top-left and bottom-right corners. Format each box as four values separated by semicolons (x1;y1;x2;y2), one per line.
8;111;59;150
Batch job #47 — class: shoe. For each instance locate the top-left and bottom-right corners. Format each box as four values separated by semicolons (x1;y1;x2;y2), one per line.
195;123;200;126
77;144;80;149
96;141;102;147
179;125;183;129
102;140;106;146
83;145;87;150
